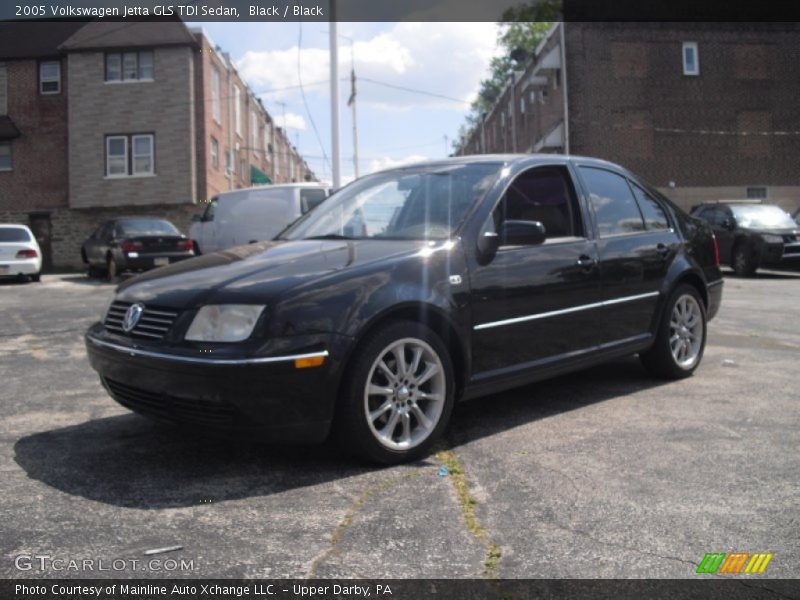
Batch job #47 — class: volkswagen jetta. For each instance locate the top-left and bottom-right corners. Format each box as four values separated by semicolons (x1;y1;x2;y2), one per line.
85;155;724;464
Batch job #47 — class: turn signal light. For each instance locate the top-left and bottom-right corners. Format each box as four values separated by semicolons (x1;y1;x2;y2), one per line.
294;356;326;369
16;249;38;258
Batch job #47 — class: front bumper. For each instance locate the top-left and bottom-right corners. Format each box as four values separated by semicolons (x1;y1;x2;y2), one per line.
85;324;352;442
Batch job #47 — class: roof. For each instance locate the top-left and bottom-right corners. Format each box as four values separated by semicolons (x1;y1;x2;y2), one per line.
0;116;21;140
383;153;619;172
60;20;196;51
0;21;86;59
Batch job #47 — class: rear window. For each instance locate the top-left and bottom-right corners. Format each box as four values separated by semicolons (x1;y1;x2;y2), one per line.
117;219;179;236
301;188;328;214
0;227;31;242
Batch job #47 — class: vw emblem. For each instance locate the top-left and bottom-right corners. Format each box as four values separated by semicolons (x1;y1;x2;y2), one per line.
122;303;144;333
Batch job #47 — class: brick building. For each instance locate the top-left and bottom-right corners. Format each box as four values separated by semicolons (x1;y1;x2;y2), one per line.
456;23;800;213
0;20;315;270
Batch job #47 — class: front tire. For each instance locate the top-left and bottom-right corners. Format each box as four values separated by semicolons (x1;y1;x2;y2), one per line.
336;321;455;464
732;242;757;277
640;284;706;379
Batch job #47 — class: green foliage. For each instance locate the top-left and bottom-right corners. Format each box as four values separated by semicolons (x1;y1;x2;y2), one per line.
454;2;558;149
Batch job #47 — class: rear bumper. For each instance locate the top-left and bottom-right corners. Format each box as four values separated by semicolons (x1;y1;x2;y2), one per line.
85;324;352;443
706;279;723;321
119;252;194;271
0;257;41;276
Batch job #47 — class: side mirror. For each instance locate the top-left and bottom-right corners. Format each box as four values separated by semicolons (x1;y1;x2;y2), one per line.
191;214;202;222
500;220;547;246
721;218;735;231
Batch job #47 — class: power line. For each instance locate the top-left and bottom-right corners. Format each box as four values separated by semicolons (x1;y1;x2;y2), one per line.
358;77;472;106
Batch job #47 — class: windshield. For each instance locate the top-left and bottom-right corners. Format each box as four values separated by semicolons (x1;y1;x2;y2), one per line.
0;227;31;242
118;219;180;236
731;205;796;229
281;163;502;241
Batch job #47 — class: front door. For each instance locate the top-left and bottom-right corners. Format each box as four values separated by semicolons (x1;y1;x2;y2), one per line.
469;165;602;378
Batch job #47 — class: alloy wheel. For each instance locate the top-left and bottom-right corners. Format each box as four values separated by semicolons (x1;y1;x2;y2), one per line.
669;294;703;369
363;338;446;451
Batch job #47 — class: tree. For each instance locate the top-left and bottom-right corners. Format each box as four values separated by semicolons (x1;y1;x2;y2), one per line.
455;1;559;150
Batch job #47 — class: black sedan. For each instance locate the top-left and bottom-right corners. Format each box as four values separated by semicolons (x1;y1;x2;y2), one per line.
82;217;195;279
690;202;800;276
85;155;723;464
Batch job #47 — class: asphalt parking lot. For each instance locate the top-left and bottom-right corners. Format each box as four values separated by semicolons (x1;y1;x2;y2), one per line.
1;270;798;580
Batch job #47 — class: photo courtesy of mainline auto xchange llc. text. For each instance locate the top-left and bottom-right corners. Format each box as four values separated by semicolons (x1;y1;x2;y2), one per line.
1;0;800;598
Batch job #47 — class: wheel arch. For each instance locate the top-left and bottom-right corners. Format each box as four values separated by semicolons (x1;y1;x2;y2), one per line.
336;302;469;402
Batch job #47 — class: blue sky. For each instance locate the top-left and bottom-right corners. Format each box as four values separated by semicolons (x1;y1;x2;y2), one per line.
194;22;500;183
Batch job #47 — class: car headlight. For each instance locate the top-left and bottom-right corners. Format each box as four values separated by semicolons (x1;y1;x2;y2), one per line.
763;234;783;244
185;305;265;342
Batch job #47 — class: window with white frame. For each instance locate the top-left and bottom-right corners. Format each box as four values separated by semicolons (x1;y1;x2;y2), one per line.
105;134;154;177
682;42;699;76
234;86;242;136
105;51;154;82
39;61;61;94
211;137;219;169
520;96;525;114
211;65;221;123
0;141;11;171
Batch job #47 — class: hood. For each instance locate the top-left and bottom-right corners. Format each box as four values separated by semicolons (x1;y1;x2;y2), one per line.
115;239;427;307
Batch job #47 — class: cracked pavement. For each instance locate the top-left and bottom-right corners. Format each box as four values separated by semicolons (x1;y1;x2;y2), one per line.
1;271;799;580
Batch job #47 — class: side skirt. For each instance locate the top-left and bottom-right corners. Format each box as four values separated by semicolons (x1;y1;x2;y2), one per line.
462;333;653;401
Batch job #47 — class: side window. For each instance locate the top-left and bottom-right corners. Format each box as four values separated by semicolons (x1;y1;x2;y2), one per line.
491;165;582;241
580;167;645;237
99;223;115;241
300;189;328;214
631;183;670;230
203;197;218;222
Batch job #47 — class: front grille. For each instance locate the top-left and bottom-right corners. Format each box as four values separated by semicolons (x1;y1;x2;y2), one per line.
782;234;798;243
104;301;179;339
103;378;235;426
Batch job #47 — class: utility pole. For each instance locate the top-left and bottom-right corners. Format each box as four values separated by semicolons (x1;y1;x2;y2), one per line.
343;35;359;179
443;134;449;157
329;2;342;189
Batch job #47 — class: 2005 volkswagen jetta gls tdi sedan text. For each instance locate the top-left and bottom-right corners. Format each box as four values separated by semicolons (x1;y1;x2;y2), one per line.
85;155;724;464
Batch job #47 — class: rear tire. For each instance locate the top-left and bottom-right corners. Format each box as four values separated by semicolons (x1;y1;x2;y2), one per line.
31;273;41;282
732;242;757;277
106;254;119;282
640;284;706;379
335;321;455;464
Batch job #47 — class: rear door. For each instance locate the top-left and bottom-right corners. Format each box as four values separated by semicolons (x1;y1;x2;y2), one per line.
468;164;602;377
198;197;219;253
576;166;678;345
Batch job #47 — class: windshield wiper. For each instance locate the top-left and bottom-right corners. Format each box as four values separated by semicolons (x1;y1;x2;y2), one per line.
302;234;357;240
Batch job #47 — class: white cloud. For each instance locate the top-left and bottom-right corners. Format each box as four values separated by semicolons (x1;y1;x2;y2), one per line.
236;22;500;111
367;154;429;174
273;112;307;130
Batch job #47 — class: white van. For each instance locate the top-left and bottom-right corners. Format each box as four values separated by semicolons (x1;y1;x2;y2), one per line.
190;183;331;254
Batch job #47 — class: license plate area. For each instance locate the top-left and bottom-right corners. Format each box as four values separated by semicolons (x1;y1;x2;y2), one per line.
0;265;8;275
154;258;169;267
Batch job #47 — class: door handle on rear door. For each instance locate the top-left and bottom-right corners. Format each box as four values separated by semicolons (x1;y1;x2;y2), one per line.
656;243;670;257
576;255;596;271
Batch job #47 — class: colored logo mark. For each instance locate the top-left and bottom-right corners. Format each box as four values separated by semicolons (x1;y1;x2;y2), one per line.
696;552;773;574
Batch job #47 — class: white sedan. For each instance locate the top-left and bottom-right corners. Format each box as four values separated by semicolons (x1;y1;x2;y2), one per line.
0;224;42;282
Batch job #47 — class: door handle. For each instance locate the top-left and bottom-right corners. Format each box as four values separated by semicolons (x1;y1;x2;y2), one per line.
656;243;670;257
576;255;596;271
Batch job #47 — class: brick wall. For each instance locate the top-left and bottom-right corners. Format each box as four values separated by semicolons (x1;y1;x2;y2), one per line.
0;58;69;211
66;46;197;209
566;22;800;191
1;203;197;270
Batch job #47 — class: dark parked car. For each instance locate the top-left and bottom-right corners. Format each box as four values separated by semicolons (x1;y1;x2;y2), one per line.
690;201;800;276
85;155;723;464
82;217;195;279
